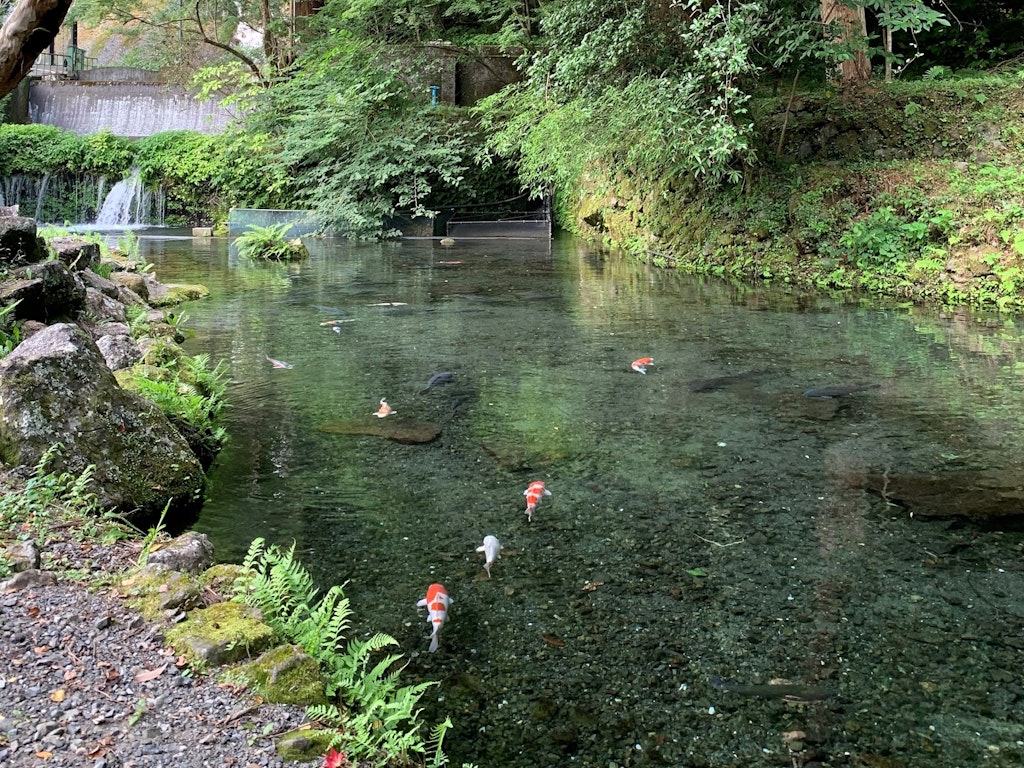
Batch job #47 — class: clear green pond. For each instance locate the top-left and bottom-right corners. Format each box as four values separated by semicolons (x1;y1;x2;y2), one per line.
139;231;1024;768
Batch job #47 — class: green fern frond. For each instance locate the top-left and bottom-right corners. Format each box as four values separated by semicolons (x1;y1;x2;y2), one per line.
236;538;444;766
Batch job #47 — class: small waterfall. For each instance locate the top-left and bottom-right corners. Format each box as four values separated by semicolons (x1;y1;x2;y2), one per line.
2;172;105;223
95;168;165;227
34;174;49;222
0;170;164;226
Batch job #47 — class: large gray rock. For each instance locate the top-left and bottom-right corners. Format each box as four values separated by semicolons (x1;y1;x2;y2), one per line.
96;333;143;371
0;323;205;524
0;216;47;267
146;531;215;574
79;268;121;299
83;286;128;324
47;238;101;272
0;260;86;322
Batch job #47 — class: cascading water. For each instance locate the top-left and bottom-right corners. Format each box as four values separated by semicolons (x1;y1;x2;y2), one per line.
34;174;49;221
0;169;165;227
94;168;165;227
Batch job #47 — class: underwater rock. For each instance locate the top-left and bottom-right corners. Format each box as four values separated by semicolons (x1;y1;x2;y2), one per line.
802;383;881;398
317;419;442;444
859;469;1024;522
146;281;210;307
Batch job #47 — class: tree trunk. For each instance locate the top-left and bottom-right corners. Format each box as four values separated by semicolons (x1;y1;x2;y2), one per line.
820;0;871;85
0;0;74;98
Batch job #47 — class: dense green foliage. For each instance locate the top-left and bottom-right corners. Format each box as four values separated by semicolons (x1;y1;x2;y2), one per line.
119;351;229;468
0;125;133;176
242;27;519;238
5;0;1023;293
478;0;960;210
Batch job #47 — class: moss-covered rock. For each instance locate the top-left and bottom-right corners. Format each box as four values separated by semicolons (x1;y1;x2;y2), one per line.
120;564;203;620
148;283;210;307
199;562;252;599
275;729;336;762
0;323;206;525
165;600;276;666
223;644;328;706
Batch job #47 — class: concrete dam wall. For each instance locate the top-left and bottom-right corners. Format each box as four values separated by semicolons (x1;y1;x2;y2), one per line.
28;69;237;138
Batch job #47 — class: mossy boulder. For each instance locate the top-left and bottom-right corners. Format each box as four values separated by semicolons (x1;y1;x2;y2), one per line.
147;282;209;307
165;600;276;666
120;563;203;620
199;562;252;599
0;323;205;525
275;729;336;762
224;644;328;706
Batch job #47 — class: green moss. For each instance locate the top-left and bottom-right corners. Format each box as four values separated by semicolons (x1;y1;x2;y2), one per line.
274;729;336;761
119;564;202;621
222;644;328;706
199;562;252;597
165;600;277;666
150;284;209;307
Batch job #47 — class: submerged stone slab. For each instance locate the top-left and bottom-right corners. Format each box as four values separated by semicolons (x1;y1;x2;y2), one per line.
317;419;441;444
146;282;210;307
859;469;1024;521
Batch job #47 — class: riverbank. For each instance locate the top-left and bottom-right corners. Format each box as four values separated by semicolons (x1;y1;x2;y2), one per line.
565;71;1024;312
0;490;321;768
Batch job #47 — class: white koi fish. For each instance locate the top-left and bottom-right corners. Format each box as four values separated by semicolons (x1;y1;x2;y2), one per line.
476;535;502;578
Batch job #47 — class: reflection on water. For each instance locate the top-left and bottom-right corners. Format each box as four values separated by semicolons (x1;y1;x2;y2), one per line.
144;232;1024;768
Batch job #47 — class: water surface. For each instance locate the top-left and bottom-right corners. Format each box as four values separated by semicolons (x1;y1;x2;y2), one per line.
142;233;1024;768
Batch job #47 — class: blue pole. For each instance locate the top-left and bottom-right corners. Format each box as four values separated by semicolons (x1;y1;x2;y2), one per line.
429;86;440;107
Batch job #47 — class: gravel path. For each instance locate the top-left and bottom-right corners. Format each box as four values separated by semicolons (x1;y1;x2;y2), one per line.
0;537;322;768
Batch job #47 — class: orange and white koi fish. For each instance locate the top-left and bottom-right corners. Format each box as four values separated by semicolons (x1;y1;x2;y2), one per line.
266;356;294;369
417;583;452;653
476;535;502;578
631;357;654;374
373;398;395;418
523;480;552;522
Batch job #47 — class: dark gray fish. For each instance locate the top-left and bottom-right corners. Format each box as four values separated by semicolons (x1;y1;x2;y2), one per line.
452;293;498;303
420;371;455;394
685;369;770;393
310;305;347;315
802;383;880;399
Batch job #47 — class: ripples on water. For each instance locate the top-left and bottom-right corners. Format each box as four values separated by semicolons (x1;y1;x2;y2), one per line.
142;232;1024;768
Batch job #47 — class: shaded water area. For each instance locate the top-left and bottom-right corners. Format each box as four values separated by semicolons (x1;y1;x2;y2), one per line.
141;232;1024;768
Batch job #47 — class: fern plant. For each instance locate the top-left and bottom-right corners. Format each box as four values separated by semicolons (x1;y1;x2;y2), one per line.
124;352;228;468
0;300;22;358
236;538;445;766
233;223;307;261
